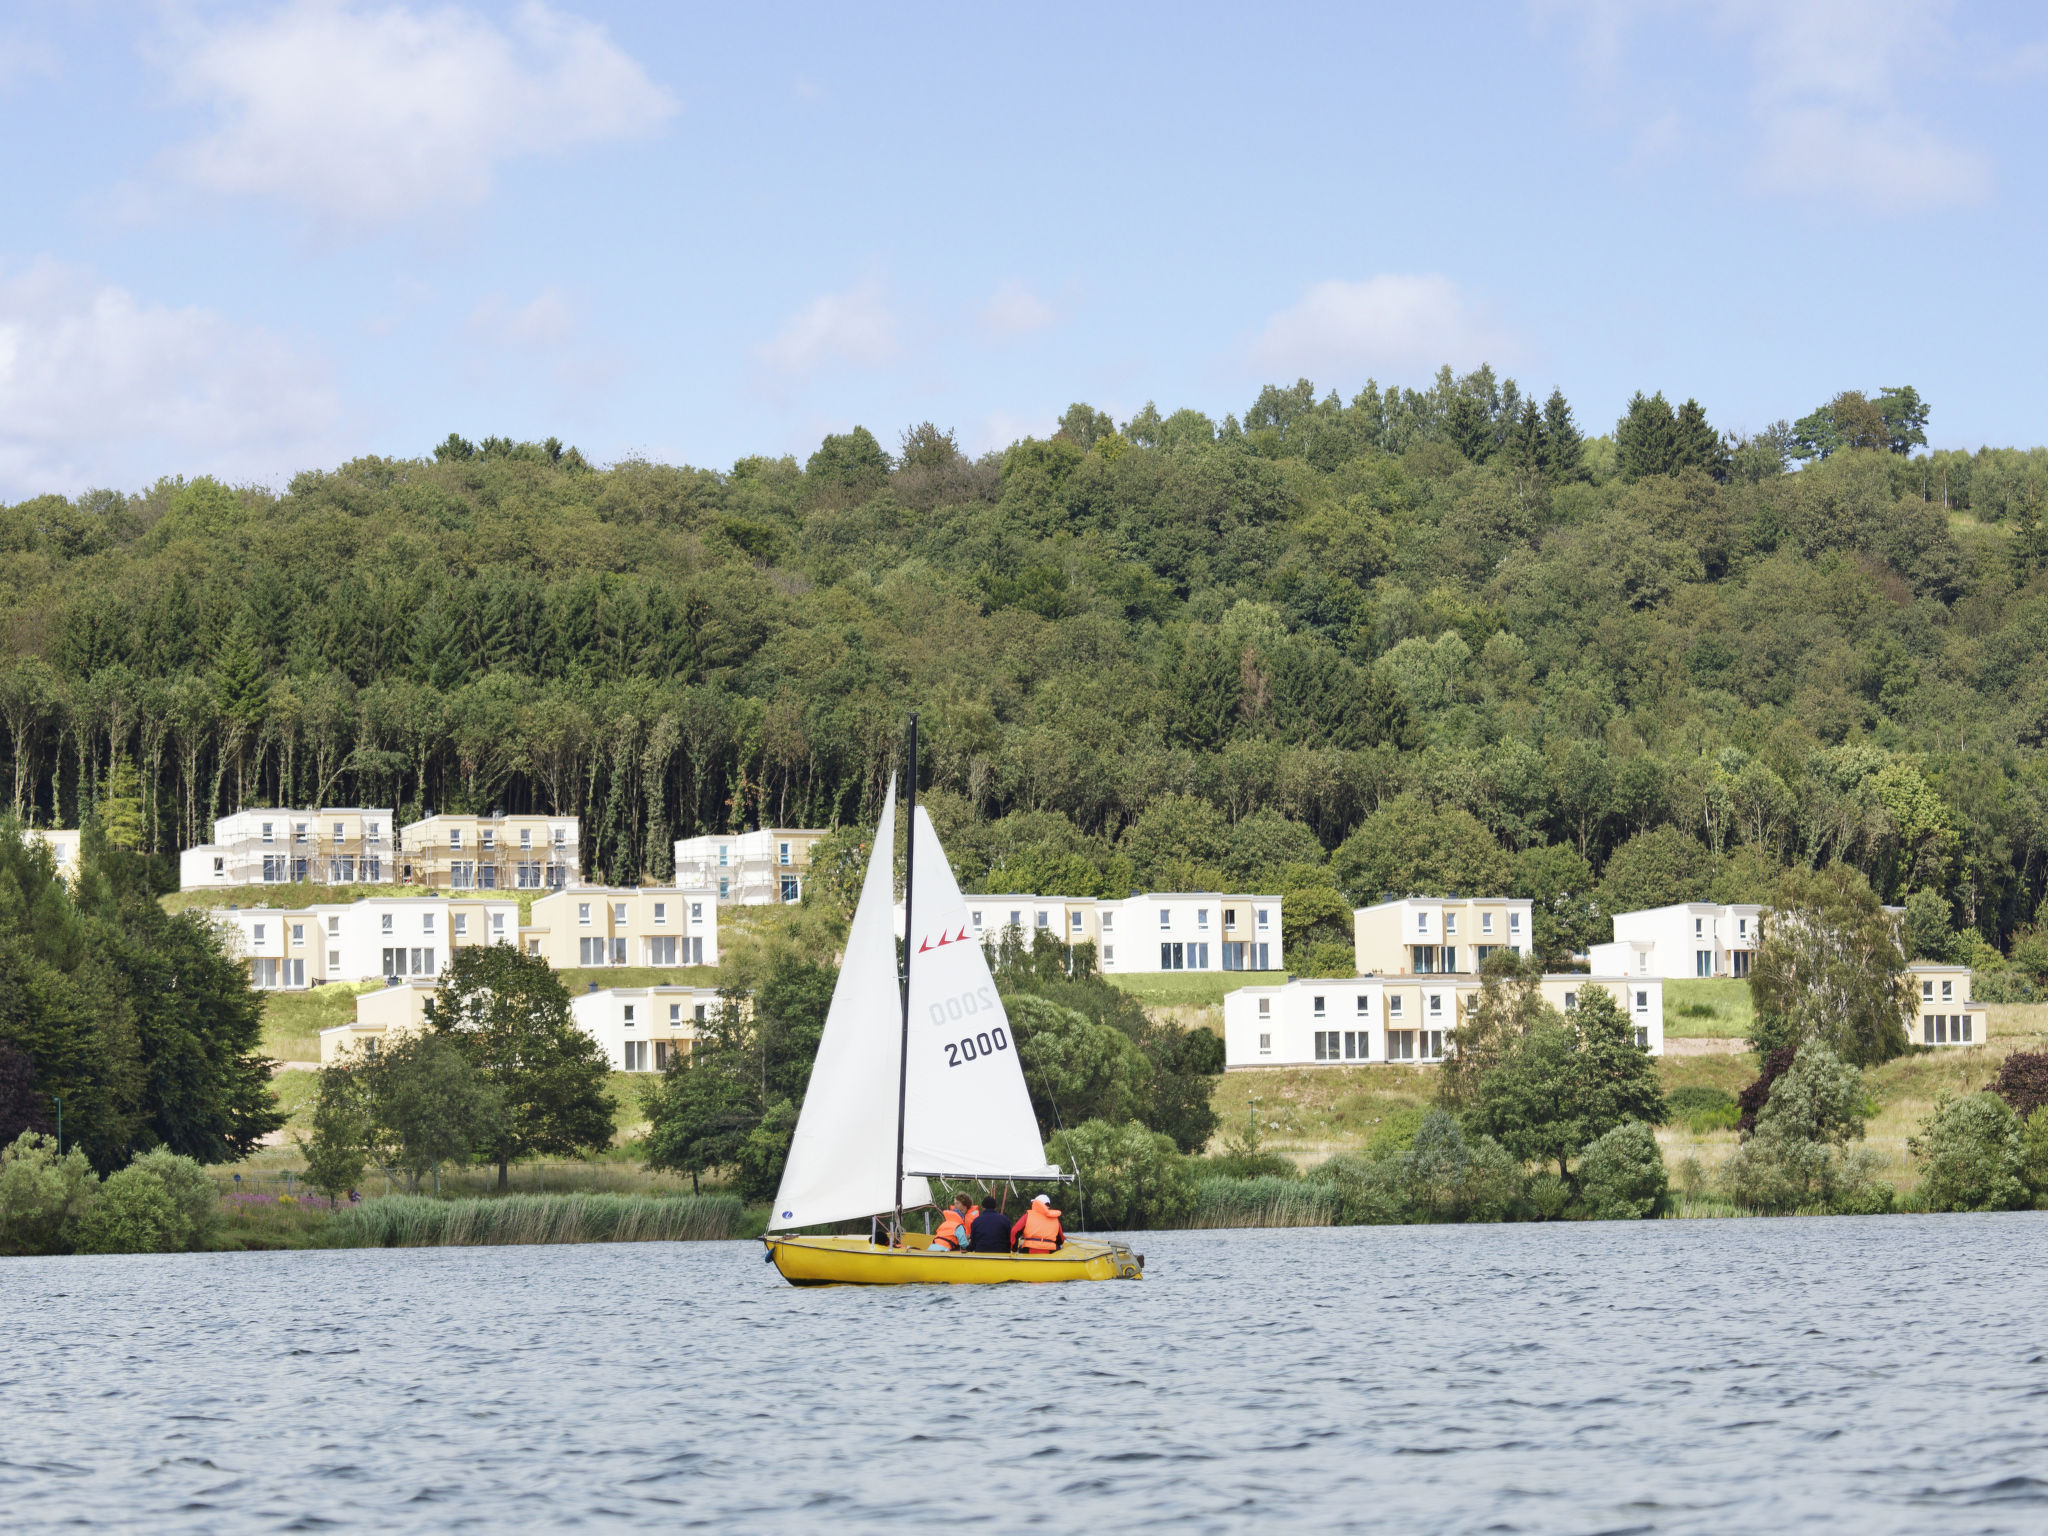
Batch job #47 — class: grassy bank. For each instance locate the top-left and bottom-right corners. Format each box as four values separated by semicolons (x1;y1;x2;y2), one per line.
1662;979;1754;1038
327;1192;744;1247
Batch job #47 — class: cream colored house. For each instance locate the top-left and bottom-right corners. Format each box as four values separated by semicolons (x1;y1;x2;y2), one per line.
569;983;721;1071
674;828;828;904
25;827;81;878
401;813;578;892
179;807;395;890
912;891;1282;974
529;887;719;970
319;979;436;1063
211;895;518;991
1223;973;1662;1068
1906;964;1983;1047
1353;896;1533;976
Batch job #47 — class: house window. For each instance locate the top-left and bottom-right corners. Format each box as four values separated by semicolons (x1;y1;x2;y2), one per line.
1344;1031;1364;1060
579;904;591;925
648;936;677;965
1313;995;1326;1017
329;949;340;969
381;914;393;934
1160;942;1184;970
1387;1030;1414;1060
670;1004;682;1024
1481;912;1493;934
1356;994;1370;1016
451;830;463;850
1423;1031;1445;1060
454;914;468;937
614;903;628;924
1428;993;1443;1017
1010;909;1022;928
368;823;381;842
694;1004;707;1023
1258;1033;1271;1054
1509;912;1521;934
213;856;224;875
482;830;495;851
1445;913;1457;936
1102;946;1115;963
1389;996;1403;1018
971;911;983;930
253;923;266;944
1257;998;1270;1016
1921;979;1934;1000
611;938;627;965
1102;913;1115;932
1417;912;1429;933
261;822;274;843
623;1005;635;1024
521;828;532;848
1695;917;1703;937
553;827;566;846
1941;979;1954;1002
423;914;436;934
1224;908;1236;927
1036;910;1048;929
291;924;304;946
1071;912;1083;931
1696;950;1713;977
622;1041;646;1071
492;912;505;934
1635;990;1648;1013
1564;991;1577;1010
1636;1027;1650;1049
719;878;729;899
654;903;667;924
718;844;729;866
1159;909;1171;929
294;823;307;844
1738;917;1748;938
1197;909;1209;930
691;903;702;922
580;938;604;965
780;875;798;903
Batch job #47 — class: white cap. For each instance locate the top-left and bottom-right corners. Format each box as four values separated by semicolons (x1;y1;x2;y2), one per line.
1032;1193;1051;1205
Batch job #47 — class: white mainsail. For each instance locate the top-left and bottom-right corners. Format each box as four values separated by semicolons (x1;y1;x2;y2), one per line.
766;783;932;1230
901;807;1063;1181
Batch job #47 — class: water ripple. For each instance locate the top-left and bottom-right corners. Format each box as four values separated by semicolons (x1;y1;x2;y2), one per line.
5;1214;2048;1530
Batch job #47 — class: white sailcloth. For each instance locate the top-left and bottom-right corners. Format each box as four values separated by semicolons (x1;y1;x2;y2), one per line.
901;807;1063;1180
766;783;932;1230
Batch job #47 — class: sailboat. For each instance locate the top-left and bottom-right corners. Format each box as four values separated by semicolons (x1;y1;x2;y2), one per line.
762;718;1143;1285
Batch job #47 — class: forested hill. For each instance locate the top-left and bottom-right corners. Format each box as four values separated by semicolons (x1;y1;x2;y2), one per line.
5;370;2048;967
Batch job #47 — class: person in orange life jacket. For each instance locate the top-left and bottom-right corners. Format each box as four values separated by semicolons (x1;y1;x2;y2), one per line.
931;1196;974;1251
965;1192;1014;1252
1011;1193;1064;1253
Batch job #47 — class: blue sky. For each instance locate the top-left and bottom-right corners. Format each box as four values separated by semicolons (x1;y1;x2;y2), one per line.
2;0;2044;497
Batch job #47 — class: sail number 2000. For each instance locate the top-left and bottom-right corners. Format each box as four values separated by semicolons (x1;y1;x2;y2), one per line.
931;985;1010;1068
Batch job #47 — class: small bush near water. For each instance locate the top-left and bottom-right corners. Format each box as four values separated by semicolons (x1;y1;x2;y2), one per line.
326;1192;744;1247
1664;1086;1740;1134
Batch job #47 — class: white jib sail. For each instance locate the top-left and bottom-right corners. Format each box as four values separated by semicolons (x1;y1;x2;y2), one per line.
767;782;932;1230
901;807;1062;1181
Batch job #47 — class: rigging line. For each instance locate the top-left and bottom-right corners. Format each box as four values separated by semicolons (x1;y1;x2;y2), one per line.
891;712;918;1243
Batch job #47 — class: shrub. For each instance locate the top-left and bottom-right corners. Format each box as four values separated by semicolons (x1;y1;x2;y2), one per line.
1576;1121;1668;1219
1190;1150;1298;1180
0;1131;99;1256
1363;1102;1428;1156
1524;1172;1572;1220
1313;1110;1523;1224
2019;1107;2048;1204
1047;1119;1196;1230
1186;1177;1335;1228
1721;1039;1888;1213
1664;1086;1740;1133
1910;1092;2029;1213
71;1166;183;1254
129;1148;220;1251
1986;1052;2048;1121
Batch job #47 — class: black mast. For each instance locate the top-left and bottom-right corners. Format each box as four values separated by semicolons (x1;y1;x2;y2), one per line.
892;712;918;1242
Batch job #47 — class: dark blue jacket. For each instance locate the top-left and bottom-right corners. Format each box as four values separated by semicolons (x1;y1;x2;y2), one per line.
966;1209;1013;1252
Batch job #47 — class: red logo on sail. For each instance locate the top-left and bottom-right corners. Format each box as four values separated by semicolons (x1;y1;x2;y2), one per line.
916;924;972;952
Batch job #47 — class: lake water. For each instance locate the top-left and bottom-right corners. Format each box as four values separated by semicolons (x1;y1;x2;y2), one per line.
6;1215;2047;1532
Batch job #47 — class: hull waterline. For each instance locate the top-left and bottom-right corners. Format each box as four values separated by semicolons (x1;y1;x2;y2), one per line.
764;1233;1142;1285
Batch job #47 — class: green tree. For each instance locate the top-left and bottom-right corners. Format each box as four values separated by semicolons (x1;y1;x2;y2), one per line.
1575;1120;1668;1218
1910;1091;2029;1213
1511;844;1602;968
127;1147;219;1250
101;755;145;850
1542;387;1586;483
1748;864;1910;1065
1467;985;1662;1179
299;1063;373;1204
1437;951;1551;1113
1615;391;1678;480
806;426;891;493
0;1130;99;1255
427;944;615;1189
640;1045;758;1194
1597;827;1715;915
1670;399;1729;480
366;1031;504;1192
1332;795;1511;904
1720;1038;1887;1213
1901;887;1958;963
71;1163;183;1254
1005;994;1151;1138
1043;1118;1195;1230
1876;385;1929;455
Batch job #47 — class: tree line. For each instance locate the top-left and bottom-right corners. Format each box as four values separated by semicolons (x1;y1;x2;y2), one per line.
4;367;2048;970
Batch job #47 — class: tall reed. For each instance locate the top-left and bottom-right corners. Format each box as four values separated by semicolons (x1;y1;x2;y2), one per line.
1181;1176;1336;1229
326;1192;744;1248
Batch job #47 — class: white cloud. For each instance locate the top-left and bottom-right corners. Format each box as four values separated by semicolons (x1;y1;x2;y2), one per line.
979;280;1058;340
468;288;574;350
758;279;897;378
1737;0;1991;208
1545;0;1994;212
1249;274;1515;382
0;261;340;496
163;1;675;234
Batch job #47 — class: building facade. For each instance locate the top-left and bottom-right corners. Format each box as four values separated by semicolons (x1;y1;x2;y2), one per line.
526;887;720;970
1352;896;1534;975
399;813;578;891
1590;902;1764;979
569;983;722;1072
25;827;81;877
212;895;519;991
911;891;1283;974
1223;974;1663;1069
179;807;397;890
673;828;828;904
1906;964;1983;1048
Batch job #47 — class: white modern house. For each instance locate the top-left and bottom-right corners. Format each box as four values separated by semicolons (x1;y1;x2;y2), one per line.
904;891;1283;974
1590;902;1763;979
1907;964;1983;1048
1353;896;1534;975
211;895;519;991
674;828;828;905
180;807;397;890
569;983;723;1072
1224;973;1663;1069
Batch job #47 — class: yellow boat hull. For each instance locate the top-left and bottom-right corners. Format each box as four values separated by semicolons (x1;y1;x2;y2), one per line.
765;1232;1142;1285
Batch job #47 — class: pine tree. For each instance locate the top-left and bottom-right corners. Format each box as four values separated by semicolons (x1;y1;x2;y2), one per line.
1542;388;1586;483
1507;399;1545;478
1615;392;1678;481
1672;399;1731;481
2012;484;2047;588
406;596;469;692
210;616;267;732
1445;392;1493;463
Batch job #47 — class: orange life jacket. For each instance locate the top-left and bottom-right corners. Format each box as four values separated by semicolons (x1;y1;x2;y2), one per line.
933;1207;971;1250
1019;1204;1062;1253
